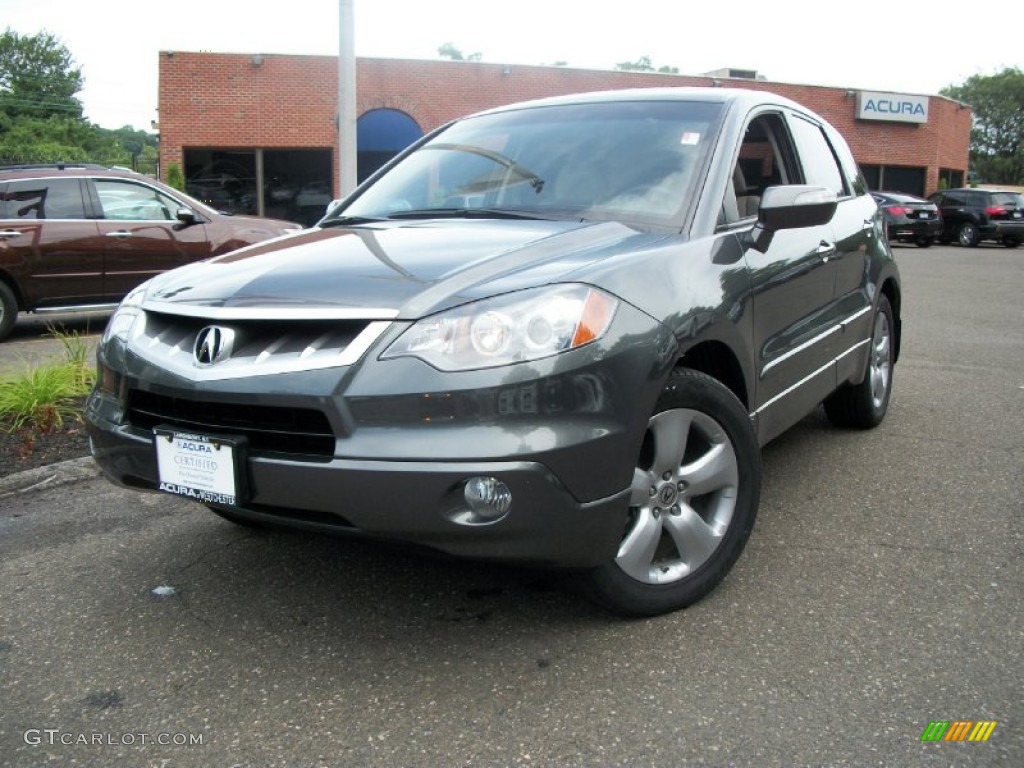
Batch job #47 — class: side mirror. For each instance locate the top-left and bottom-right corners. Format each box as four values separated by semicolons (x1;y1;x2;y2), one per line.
176;207;198;225
744;186;838;252
325;199;344;216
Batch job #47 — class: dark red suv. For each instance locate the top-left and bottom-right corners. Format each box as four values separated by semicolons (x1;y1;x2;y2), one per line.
0;164;302;340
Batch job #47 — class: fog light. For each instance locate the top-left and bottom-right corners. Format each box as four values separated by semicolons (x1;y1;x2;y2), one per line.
463;476;512;521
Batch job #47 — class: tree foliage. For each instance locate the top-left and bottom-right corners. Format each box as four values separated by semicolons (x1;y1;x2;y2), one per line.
615;56;679;74
0;27;156;173
942;68;1024;185
0;28;83;119
437;43;482;62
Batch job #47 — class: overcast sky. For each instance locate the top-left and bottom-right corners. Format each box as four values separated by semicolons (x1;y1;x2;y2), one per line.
4;0;1021;130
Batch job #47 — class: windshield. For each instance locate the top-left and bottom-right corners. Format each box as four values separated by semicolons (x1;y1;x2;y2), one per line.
336;99;723;228
991;192;1024;207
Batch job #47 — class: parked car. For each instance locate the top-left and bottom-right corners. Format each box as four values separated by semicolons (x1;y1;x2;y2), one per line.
928;187;1024;247
0;164;302;341
87;89;901;616
871;190;942;247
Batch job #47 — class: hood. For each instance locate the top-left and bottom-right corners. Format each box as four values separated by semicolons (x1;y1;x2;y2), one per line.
145;218;667;318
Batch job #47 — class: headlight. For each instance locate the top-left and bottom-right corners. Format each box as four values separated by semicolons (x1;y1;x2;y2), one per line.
382;285;618;371
101;282;149;345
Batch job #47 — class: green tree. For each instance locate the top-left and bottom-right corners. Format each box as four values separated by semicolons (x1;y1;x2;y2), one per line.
0;29;156;169
0;28;83;120
942;68;1024;185
615;56;679;74
438;43;482;62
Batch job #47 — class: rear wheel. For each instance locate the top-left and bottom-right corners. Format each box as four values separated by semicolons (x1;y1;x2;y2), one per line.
824;295;895;429
0;282;18;342
957;222;981;247
1003;238;1020;249
915;236;933;248
581;369;760;617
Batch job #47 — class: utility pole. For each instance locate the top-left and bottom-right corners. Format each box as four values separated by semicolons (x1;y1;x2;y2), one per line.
338;0;357;198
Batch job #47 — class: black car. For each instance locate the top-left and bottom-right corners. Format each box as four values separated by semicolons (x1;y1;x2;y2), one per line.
872;190;942;247
87;88;901;616
929;187;1024;247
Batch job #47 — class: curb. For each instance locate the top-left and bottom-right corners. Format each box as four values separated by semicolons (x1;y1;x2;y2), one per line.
0;456;101;499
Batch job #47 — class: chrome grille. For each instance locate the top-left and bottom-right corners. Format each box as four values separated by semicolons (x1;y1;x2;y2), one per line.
128;310;393;380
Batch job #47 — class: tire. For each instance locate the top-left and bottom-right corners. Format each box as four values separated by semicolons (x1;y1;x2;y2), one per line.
915;237;933;248
0;282;18;342
1003;238;1020;249
580;369;761;617
824;295;895;429
957;222;981;247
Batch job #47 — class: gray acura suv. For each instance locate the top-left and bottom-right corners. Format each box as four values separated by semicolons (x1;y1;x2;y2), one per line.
87;88;901;616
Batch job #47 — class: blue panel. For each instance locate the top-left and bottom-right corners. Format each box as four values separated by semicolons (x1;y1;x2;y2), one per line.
357;109;423;152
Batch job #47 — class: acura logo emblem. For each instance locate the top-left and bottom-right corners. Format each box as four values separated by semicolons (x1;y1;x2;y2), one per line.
194;326;235;366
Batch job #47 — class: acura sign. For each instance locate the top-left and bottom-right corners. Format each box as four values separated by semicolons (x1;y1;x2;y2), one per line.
856;91;929;124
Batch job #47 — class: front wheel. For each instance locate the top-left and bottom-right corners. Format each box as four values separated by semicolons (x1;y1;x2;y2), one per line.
915;236;933;248
1003;238;1020;249
824;295;895;429
581;369;761;617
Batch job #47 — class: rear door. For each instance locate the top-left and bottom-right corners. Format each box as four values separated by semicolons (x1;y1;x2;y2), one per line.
798;115;885;389
0;177;104;309
88;178;213;299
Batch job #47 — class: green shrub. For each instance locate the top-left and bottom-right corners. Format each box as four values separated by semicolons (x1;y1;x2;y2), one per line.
0;327;96;433
0;363;83;433
47;325;96;393
165;162;185;192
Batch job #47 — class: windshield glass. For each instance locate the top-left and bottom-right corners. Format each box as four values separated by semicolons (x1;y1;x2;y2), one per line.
991;192;1024;207
337;99;723;228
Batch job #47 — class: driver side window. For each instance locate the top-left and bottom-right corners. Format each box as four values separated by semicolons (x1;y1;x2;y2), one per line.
723;113;794;226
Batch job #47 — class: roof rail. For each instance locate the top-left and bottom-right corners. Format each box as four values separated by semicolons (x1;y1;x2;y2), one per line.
0;163;120;172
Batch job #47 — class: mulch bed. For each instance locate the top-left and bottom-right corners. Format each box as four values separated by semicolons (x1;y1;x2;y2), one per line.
0;397;92;479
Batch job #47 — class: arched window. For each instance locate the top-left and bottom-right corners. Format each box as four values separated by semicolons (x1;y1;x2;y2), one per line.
357;109;423;182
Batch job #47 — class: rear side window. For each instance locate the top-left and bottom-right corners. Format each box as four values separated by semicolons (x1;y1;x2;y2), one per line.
788;114;848;197
1;178;86;219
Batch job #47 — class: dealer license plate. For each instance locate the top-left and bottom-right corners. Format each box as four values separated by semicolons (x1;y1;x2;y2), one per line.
155;429;243;505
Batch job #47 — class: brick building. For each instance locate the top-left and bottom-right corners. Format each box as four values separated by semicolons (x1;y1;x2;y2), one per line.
158;52;971;226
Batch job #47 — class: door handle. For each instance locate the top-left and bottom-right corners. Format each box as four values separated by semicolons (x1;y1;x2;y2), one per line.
105;231;133;239
816;241;836;262
0;229;22;240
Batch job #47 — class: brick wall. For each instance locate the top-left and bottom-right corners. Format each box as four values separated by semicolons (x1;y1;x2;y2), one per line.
158;52;970;197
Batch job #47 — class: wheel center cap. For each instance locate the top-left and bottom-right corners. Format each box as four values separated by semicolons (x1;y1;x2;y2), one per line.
657;484;679;507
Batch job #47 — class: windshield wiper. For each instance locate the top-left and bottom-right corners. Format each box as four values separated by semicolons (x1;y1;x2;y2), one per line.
386;207;546;221
319;215;384;227
424;143;545;192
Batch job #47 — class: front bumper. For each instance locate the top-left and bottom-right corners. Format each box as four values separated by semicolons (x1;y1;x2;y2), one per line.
87;417;631;566
86;303;676;568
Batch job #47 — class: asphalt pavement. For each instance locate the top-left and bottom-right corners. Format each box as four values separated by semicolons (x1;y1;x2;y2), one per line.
0;244;1021;767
